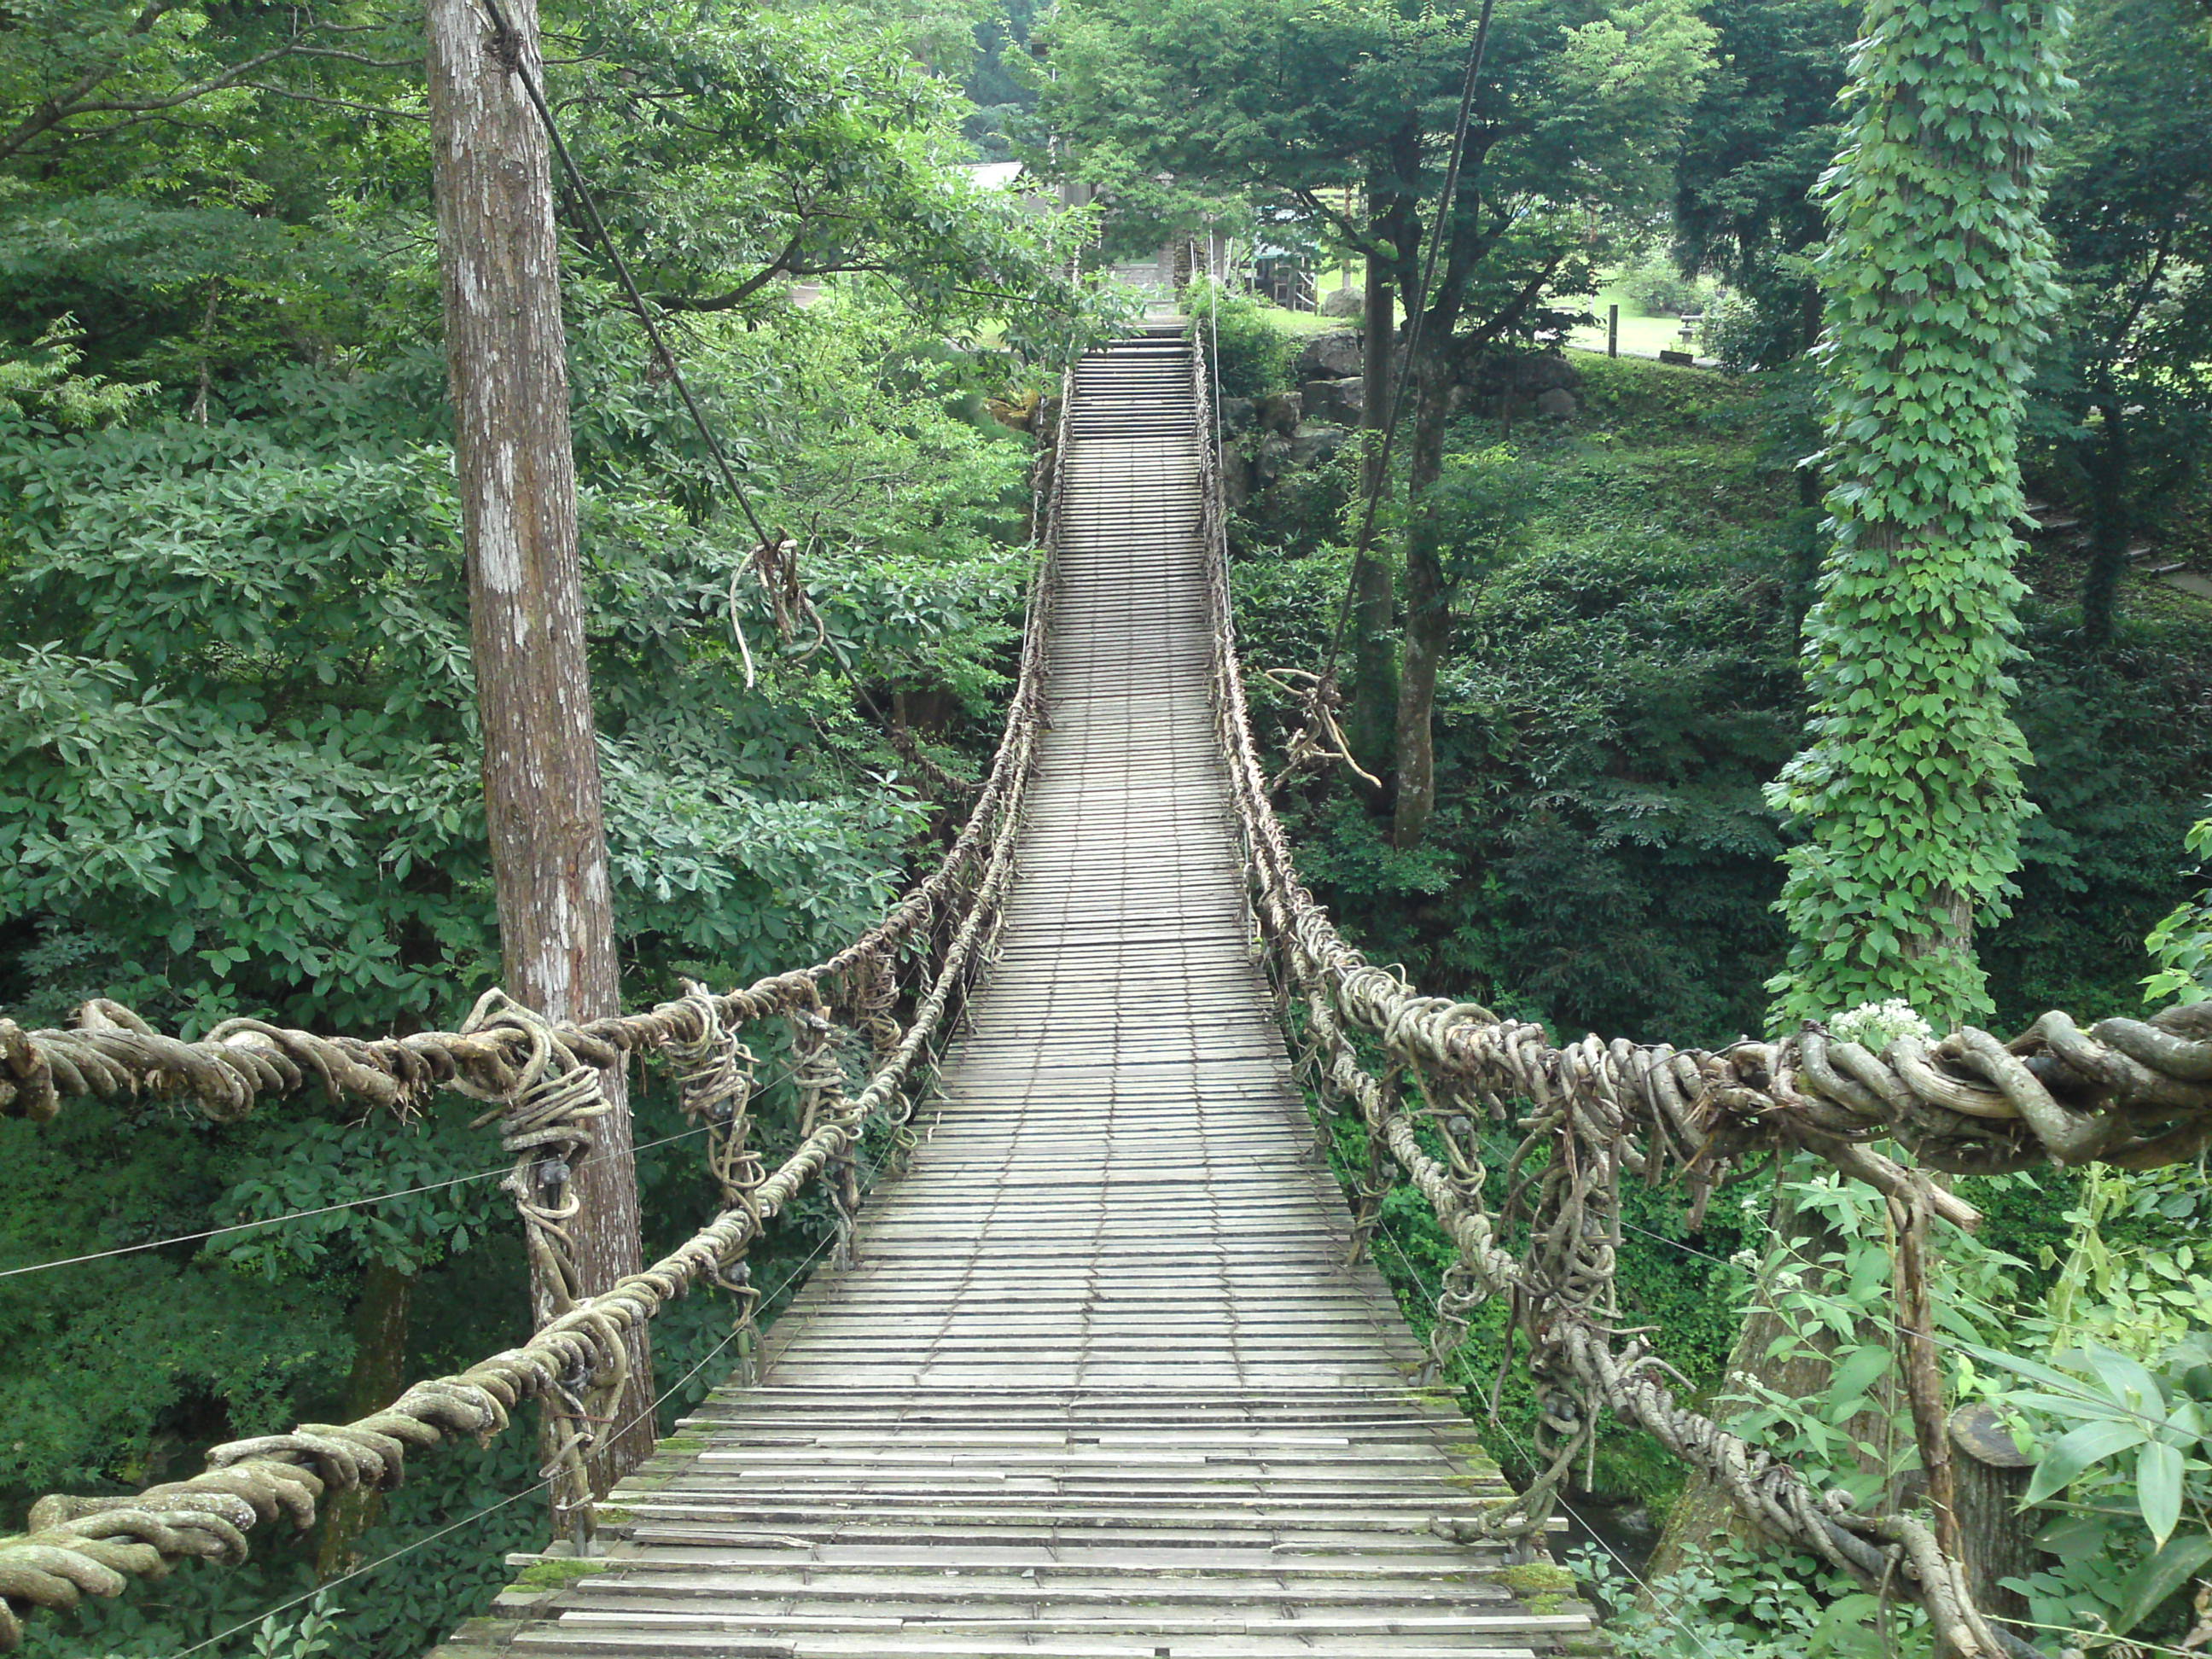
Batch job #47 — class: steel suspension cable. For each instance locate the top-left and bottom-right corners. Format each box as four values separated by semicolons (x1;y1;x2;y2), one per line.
172;1085;916;1658
0;1051;830;1284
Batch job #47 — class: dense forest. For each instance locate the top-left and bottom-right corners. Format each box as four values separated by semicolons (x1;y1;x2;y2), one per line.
1;0;2209;1655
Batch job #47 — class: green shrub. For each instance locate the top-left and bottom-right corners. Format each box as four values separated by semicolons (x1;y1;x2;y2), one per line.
1619;252;1715;317
1699;291;1766;370
1185;278;1300;398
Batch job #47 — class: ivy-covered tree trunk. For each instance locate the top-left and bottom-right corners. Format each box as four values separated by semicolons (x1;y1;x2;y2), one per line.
1765;0;2069;1028
424;0;656;1497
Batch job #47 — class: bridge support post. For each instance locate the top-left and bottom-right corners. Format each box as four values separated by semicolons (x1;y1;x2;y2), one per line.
423;0;655;1522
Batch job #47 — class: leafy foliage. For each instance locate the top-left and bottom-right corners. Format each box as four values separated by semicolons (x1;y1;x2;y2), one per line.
1184;278;1298;399
1617;250;1714;318
1766;0;2071;1027
2145;809;2212;1002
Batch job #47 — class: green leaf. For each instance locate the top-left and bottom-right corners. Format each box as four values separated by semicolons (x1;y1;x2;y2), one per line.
1831;1343;1891;1400
2023;1417;2149;1504
2136;1439;2184;1547
2110;1532;2212;1634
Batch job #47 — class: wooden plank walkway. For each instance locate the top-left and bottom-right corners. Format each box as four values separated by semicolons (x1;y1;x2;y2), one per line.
434;334;1602;1659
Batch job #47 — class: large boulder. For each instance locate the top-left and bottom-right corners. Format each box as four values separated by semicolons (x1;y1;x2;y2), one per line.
1219;395;1257;433
1255;391;1302;435
1296;329;1365;381
1300;377;1364;426
1535;387;1576;420
1318;287;1363;319
1462;347;1581;398
1286;422;1353;469
1222;442;1262;510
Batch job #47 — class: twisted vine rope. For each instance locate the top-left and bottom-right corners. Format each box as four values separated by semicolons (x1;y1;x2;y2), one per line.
0;380;1068;1650
1188;344;2067;1659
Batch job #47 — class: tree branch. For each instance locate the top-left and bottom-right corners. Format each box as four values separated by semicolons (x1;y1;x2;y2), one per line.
243;82;426;119
642;229;818;311
1292;186;1385;259
0;11;410;161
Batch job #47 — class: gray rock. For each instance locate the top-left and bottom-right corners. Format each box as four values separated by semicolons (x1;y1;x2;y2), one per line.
1318;287;1363;318
1254;391;1301;435
1222;445;1260;509
1461;348;1580;397
1535;387;1576;420
1286;422;1353;469
1296;329;1364;381
1300;377;1364;425
1219;396;1257;432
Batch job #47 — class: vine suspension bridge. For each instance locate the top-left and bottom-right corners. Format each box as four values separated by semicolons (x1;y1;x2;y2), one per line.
4;331;2212;1658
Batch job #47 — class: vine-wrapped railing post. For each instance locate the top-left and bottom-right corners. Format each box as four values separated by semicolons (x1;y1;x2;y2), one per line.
789;1002;860;1270
662;982;765;1385
454;992;622;1554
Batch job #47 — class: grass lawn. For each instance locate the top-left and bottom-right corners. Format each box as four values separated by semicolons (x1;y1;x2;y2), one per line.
1564;277;1697;358
1249;266;1699;357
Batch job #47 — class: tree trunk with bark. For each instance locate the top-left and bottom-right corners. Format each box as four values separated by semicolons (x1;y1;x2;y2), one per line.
423;0;655;1497
1946;1405;2035;1644
316;1260;414;1579
1343;148;1417;779
2081;391;2131;649
1646;1187;1901;1582
1389;343;1458;849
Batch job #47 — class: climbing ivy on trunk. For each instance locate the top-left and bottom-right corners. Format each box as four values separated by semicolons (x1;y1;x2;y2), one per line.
1767;0;2072;1028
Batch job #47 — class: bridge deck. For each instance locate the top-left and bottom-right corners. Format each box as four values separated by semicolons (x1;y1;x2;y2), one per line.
437;335;1599;1658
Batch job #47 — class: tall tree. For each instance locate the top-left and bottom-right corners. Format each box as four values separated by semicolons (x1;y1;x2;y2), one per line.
423;0;654;1500
2034;0;2212;649
1038;0;1714;844
1766;0;2070;1028
1670;0;1854;367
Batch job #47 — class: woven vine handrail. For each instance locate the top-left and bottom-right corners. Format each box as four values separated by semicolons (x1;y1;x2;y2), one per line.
0;374;1081;1651
1181;339;2171;1659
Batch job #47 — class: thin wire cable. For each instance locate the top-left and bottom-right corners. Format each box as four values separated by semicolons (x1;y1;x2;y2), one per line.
174;1072;911;1656
123;947;949;1651
471;0;776;551
0;1048;826;1284
175;1312;756;1659
1612;1216;2190;1440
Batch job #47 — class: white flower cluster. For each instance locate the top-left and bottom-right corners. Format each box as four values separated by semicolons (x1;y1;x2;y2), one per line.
1826;997;1935;1054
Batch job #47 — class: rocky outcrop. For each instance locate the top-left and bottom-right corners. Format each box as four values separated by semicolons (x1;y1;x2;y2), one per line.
1295;330;1364;382
1285;422;1353;469
1299;377;1363;426
1465;347;1580;399
1256;391;1302;435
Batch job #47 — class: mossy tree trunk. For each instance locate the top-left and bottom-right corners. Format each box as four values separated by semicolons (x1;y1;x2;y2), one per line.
316;1261;415;1579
